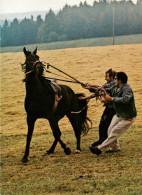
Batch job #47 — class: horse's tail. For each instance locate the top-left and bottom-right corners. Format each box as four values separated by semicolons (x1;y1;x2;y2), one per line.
76;93;92;135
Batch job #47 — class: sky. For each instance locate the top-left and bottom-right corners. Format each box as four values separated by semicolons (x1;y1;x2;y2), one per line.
1;0;138;14
1;0;95;14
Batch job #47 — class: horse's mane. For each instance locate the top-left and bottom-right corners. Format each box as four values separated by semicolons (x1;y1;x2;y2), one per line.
21;62;26;73
21;60;47;82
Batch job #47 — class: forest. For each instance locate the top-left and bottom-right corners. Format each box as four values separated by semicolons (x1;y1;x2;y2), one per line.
1;0;142;47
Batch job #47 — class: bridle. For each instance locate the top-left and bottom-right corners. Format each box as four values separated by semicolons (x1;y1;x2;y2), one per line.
22;60;45;75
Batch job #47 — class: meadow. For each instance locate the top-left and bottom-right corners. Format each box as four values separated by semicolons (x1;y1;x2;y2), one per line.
1;44;142;194
1;34;142;53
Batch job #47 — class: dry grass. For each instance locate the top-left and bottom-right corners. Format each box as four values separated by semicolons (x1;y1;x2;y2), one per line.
1;44;142;194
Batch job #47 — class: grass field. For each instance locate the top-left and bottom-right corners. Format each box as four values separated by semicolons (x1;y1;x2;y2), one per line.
1;44;142;194
1;34;142;53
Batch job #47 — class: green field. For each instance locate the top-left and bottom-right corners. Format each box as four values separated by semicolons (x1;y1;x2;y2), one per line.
1;34;142;53
1;126;142;195
1;44;142;194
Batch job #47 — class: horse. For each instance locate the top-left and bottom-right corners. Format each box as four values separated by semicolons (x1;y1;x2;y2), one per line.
21;47;91;163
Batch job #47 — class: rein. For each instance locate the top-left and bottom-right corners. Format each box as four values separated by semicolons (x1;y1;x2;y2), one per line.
23;60;85;85
26;70;34;75
22;60;106;99
22;58;105;114
43;62;106;98
44;77;80;83
42;61;85;86
42;61;107;101
41;61;92;114
45;70;78;82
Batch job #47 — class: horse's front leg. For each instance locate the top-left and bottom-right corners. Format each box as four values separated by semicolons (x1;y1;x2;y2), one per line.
22;115;36;163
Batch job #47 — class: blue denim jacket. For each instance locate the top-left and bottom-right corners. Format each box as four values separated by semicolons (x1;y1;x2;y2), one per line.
106;84;137;119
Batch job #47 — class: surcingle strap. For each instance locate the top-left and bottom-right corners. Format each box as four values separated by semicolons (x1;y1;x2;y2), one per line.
53;94;62;113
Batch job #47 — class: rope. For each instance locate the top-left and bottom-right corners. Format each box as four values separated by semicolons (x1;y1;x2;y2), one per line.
42;62;84;85
26;70;34;75
71;98;90;114
44;77;80;84
45;70;75;81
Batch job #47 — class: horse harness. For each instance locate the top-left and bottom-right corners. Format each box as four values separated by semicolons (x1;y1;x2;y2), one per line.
22;59;106;114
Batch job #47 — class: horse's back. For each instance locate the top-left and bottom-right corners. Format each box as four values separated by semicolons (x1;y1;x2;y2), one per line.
56;84;79;114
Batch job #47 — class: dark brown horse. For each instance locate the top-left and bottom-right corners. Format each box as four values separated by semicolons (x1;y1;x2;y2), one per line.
21;47;91;163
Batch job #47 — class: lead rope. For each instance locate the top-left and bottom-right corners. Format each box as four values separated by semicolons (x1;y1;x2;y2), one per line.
42;62;106;114
45;69;76;81
44;77;80;84
42;62;85;86
43;62;90;114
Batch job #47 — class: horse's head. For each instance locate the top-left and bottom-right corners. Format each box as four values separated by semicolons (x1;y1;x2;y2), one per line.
22;47;44;76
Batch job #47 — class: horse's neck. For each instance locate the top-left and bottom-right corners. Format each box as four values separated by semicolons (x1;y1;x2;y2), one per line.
25;73;55;115
26;74;50;95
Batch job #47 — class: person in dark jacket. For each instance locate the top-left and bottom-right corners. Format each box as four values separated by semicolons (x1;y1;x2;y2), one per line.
89;72;137;155
82;69;116;147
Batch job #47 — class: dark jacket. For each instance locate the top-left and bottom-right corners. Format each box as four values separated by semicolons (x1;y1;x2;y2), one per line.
103;80;115;108
103;80;115;89
106;84;137;119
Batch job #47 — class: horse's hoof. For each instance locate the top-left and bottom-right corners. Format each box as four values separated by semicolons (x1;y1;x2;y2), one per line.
46;150;54;155
64;147;71;155
75;150;82;154
21;157;28;163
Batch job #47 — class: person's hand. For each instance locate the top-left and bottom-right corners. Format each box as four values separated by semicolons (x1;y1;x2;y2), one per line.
90;93;96;98
78;96;86;100
81;83;90;89
101;99;107;103
103;94;113;101
98;86;104;90
98;88;106;96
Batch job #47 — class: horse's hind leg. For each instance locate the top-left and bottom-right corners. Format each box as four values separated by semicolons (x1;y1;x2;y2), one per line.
67;114;81;153
47;120;71;155
46;140;58;155
22;115;36;163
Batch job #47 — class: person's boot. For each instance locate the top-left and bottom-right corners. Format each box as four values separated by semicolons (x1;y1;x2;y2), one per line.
91;141;100;147
89;147;102;155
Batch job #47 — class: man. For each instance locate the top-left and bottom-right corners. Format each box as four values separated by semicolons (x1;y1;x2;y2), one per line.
82;69;116;147
89;72;137;155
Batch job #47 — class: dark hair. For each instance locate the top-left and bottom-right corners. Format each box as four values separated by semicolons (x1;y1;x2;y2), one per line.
116;72;128;84
105;68;116;79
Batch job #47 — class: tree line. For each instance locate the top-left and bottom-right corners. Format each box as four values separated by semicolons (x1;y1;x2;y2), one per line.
1;0;142;47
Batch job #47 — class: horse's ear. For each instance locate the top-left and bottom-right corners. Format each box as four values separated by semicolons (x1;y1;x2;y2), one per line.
23;47;27;55
33;47;37;55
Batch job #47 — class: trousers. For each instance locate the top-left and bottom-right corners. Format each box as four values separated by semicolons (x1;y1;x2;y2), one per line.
98;106;115;144
98;114;136;152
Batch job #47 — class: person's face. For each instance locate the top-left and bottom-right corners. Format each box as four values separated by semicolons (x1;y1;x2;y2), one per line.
105;73;111;83
115;76;121;87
